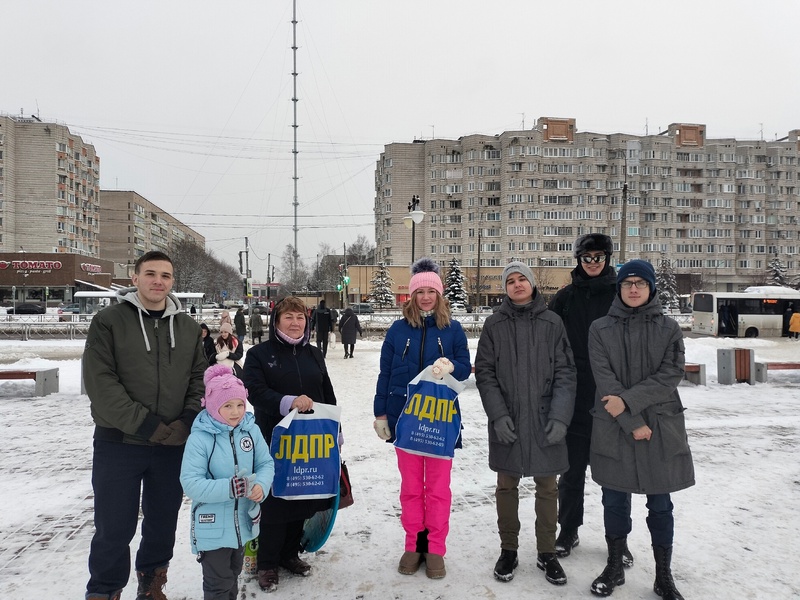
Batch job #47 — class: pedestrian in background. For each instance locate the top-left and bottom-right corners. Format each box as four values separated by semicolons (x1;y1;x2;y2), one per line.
200;323;216;366
789;305;800;340
311;300;333;358
83;250;206;600
234;306;247;347
475;261;576;587
373;258;471;580
338;306;362;358
548;234;633;566
219;309;232;330
250;307;264;345
215;322;244;378
587;259;694;599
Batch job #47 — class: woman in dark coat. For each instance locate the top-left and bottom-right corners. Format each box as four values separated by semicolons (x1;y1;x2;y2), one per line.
242;296;337;593
587;260;694;599
200;323;216;365
338;307;362;358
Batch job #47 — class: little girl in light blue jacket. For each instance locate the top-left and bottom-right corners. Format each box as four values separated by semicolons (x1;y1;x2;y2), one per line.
181;364;274;600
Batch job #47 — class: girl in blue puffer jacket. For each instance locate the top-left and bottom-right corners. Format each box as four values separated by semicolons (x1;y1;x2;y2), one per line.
181;364;274;600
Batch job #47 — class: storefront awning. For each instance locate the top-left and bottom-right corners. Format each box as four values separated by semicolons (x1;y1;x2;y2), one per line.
75;279;111;291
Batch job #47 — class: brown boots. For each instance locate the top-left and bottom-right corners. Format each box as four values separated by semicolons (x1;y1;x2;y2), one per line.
135;565;168;600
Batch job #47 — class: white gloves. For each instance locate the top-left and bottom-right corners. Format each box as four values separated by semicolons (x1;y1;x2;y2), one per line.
215;351;230;361
373;418;391;441
432;357;454;379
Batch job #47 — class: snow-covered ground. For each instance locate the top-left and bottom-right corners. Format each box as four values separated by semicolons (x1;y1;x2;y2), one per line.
0;334;798;599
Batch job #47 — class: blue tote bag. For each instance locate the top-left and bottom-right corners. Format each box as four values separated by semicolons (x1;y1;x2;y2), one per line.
270;403;342;500
394;366;466;459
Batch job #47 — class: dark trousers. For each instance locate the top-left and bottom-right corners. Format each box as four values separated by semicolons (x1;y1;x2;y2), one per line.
86;440;185;595
557;428;592;531
257;519;304;570
316;333;329;357
200;547;244;600
344;343;354;356
602;487;674;547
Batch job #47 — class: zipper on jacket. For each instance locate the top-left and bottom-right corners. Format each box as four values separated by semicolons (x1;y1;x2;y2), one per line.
230;429;242;548
401;338;410;361
154;319;161;413
437;337;444;358
419;326;427;370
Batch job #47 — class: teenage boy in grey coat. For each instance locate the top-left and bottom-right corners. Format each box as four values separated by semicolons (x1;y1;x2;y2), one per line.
587;259;694;599
475;261;576;587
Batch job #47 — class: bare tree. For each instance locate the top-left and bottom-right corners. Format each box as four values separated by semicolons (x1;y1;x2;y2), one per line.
347;234;375;265
278;244;310;295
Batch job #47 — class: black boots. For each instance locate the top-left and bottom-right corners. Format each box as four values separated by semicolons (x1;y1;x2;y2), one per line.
493;549;518;581
590;536;626;596
536;552;567;585
555;528;580;558
136;565;168;600
653;545;684;600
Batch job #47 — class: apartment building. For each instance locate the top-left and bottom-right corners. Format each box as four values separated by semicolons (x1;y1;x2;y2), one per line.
374;117;800;292
98;190;205;279
0;114;101;256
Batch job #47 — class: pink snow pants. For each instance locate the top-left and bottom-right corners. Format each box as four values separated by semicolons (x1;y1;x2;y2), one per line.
395;448;453;556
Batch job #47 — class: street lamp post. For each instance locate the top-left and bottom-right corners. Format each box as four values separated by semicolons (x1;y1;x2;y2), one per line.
618;146;629;264
403;194;425;265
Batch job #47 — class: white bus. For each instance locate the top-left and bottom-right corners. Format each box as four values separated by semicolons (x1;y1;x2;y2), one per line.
73;291;205;315
691;286;800;338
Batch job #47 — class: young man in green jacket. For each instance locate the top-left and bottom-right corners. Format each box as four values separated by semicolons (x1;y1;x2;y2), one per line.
83;251;206;600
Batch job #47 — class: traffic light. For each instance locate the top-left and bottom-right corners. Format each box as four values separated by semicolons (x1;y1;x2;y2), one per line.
343;273;350;285
336;282;343;291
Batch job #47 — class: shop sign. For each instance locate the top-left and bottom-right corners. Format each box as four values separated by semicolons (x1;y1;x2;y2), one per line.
0;260;63;274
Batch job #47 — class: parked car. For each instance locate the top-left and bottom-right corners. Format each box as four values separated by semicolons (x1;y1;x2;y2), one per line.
58;303;81;314
476;306;493;313
6;303;46;315
351;303;374;314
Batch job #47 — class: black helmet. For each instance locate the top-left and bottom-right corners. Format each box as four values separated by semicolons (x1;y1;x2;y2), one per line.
573;233;613;258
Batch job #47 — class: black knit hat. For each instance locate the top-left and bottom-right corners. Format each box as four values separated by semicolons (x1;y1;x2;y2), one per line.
573;233;613;258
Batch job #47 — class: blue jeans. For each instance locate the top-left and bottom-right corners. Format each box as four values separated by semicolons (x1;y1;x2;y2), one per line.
601;487;674;548
86;440;185;595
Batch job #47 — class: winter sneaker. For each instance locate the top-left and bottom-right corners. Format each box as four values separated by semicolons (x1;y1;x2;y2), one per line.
555;528;580;558
590;536;626;597
135;565;168;600
653;545;685;600
425;553;446;579
280;555;312;576
398;551;423;575
493;549;518;582
537;552;567;585
86;592;122;600
622;540;634;568
257;568;279;592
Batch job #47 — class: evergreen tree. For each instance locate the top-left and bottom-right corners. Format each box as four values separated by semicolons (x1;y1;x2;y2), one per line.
367;263;395;308
766;255;790;287
656;255;679;311
444;258;468;309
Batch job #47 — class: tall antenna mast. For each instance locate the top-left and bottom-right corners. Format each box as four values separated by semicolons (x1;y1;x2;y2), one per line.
291;0;300;279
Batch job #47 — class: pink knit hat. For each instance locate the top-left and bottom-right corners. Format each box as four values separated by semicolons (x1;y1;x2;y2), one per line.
203;364;248;424
220;322;233;334
409;257;443;295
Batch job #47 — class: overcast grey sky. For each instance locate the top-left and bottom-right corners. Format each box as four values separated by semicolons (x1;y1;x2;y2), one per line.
3;0;798;281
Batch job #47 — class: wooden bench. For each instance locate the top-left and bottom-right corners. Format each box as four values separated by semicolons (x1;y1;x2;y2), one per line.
754;362;800;383
683;363;706;386
0;368;60;396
